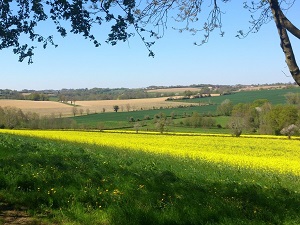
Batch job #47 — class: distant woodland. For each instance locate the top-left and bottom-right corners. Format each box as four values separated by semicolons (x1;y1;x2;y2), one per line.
0;83;294;101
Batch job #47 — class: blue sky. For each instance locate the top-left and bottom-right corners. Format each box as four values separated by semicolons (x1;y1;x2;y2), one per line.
1;1;299;90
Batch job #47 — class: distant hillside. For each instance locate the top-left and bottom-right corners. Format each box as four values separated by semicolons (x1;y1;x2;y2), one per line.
178;86;300;106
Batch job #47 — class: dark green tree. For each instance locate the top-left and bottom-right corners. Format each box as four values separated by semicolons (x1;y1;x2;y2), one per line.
113;105;119;112
266;105;299;135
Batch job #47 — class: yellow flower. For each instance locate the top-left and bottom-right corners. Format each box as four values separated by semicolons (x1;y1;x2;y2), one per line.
1;129;300;176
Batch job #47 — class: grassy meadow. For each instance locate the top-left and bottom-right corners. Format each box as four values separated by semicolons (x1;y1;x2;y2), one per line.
0;130;300;224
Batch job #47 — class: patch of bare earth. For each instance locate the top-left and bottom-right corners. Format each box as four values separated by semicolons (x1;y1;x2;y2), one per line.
0;203;48;225
76;97;195;113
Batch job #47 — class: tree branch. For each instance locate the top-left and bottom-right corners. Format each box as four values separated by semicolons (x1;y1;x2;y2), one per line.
268;0;300;85
280;11;300;39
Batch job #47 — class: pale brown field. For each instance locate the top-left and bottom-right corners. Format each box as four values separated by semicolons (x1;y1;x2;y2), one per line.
146;87;202;93
0;100;72;116
76;97;195;113
0;97;196;117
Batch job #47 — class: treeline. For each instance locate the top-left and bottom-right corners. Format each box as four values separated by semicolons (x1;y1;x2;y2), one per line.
0;90;50;101
0;89;24;99
0;106;76;129
216;93;300;136
1;83;295;101
57;88;155;101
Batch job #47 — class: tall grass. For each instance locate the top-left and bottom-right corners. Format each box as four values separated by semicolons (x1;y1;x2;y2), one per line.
0;133;300;224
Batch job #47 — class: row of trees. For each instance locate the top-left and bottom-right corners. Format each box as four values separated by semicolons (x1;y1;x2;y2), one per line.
58;88;155;102
0;90;50;101
182;112;216;129
0;106;76;130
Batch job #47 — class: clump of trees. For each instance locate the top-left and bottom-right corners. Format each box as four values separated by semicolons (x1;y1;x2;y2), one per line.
26;93;49;101
228;99;300;137
0;106;76;130
183;112;216;129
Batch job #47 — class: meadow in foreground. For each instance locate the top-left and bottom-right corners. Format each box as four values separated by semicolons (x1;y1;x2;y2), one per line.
0;130;300;224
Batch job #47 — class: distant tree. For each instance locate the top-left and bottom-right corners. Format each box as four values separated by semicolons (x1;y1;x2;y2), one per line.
30;93;41;101
186;112;202;128
257;102;273;134
170;111;176;119
217;99;233;116
285;92;300;105
0;107;5;128
229;116;245;137
113;105;119;112
79;108;84;116
59;94;67;103
154;113;166;133
134;122;141;133
280;124;299;139
126;103;131;112
251;99;270;108
184;90;193;97
98;122;105;131
86;108;90;115
72;107;78;117
156;118;167;134
144;115;151;120
231;103;260;132
40;94;49;101
201;117;216;128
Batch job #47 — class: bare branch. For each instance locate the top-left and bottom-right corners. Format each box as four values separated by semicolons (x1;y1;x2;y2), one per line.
280;11;300;39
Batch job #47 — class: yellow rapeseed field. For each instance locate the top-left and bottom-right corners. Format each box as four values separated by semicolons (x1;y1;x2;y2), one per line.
1;129;299;176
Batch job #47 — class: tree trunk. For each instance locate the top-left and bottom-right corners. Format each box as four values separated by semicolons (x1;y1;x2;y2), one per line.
268;0;300;86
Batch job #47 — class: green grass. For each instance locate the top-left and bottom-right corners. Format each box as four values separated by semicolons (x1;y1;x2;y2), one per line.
0;133;300;224
73;106;219;129
182;87;300;105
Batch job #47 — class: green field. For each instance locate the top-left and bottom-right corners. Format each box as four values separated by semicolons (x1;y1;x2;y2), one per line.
0;132;300;224
72;88;299;131
182;87;300;105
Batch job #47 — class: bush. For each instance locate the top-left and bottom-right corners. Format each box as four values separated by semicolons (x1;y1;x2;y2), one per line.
280;124;299;139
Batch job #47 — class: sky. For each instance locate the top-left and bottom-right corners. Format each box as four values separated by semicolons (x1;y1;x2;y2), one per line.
1;1;300;91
